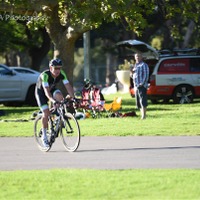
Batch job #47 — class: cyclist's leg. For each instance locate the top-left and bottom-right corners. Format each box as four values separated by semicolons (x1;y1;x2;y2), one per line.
41;108;51;143
35;89;50;147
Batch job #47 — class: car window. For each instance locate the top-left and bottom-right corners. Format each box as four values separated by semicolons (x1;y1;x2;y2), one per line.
0;66;11;75
190;58;200;72
14;69;34;74
158;58;190;74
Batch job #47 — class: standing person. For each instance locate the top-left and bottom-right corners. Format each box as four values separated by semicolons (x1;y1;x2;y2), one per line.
35;58;75;148
132;53;149;119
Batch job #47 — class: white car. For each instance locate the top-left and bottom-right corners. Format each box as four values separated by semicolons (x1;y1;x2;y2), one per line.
10;66;40;76
0;64;39;106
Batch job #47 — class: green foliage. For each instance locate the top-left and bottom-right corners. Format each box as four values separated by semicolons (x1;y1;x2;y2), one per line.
118;59;133;70
0;0;170;35
151;36;163;50
0;0;200;83
165;0;200;23
0;0;199;50
0;20;26;52
1;0;200;38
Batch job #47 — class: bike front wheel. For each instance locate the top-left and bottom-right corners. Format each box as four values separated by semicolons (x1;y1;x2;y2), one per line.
34;114;52;152
60;112;81;152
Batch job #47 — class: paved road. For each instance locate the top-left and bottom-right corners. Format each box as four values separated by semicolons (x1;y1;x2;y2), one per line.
0;136;199;170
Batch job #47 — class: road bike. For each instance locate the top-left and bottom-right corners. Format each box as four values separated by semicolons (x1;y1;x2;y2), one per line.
34;98;81;152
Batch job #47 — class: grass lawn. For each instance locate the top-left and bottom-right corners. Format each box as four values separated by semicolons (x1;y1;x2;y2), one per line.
0;93;199;137
0;93;200;200
0;169;200;200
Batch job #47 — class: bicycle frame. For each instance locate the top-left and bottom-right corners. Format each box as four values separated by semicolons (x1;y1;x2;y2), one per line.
48;102;68;144
48;114;60;144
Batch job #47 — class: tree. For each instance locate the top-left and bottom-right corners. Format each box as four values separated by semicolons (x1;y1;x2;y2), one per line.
0;20;26;65
0;0;199;84
0;19;51;70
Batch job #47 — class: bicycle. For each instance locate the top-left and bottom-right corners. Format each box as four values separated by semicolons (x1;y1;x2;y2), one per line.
34;98;81;152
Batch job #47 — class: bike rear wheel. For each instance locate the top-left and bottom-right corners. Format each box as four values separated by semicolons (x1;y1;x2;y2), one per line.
60;112;81;152
34;114;52;152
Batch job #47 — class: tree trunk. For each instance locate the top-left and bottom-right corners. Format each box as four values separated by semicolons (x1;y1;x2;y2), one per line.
29;28;51;71
105;52;117;85
5;50;19;66
56;38;75;84
163;20;175;49
182;20;195;48
45;5;82;86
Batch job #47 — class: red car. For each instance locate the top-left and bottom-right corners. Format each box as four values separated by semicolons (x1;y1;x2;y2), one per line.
117;40;200;104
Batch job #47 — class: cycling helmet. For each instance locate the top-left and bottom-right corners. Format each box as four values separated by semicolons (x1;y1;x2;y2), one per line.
84;78;92;89
49;58;62;67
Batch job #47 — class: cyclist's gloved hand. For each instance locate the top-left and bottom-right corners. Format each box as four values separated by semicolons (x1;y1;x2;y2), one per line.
65;95;71;99
65;95;77;102
52;100;60;108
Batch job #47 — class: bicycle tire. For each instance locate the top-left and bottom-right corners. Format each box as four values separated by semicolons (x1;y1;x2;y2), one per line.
60;112;81;152
34;114;52;152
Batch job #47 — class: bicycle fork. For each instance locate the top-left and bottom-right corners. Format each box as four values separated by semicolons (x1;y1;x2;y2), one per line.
49;116;60;144
63;115;74;134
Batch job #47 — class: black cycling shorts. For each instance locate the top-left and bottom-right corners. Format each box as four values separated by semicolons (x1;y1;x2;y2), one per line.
35;88;61;111
35;88;49;111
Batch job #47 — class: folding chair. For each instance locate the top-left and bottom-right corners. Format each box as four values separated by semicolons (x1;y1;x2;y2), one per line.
78;87;105;118
103;97;122;117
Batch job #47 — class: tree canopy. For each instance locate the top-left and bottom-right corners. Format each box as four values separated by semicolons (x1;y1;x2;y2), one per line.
0;0;200;83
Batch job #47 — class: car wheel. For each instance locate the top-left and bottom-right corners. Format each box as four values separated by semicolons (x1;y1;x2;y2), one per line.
26;85;37;106
173;85;194;104
151;99;158;104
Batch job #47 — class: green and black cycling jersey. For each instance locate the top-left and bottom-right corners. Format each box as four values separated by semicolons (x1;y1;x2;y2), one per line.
36;69;69;93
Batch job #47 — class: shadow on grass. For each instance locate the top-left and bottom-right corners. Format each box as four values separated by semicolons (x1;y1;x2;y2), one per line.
121;97;200;113
0;106;37;117
121;98;174;113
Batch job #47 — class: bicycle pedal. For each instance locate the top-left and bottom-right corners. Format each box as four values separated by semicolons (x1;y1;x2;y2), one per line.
66;130;73;134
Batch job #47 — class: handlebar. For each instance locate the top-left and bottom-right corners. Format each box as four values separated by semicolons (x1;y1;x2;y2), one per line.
51;97;80;115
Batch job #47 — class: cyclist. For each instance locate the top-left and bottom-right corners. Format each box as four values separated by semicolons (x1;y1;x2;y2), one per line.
35;58;75;148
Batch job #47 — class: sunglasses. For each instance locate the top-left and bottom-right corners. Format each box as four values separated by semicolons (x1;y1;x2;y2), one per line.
54;67;62;70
